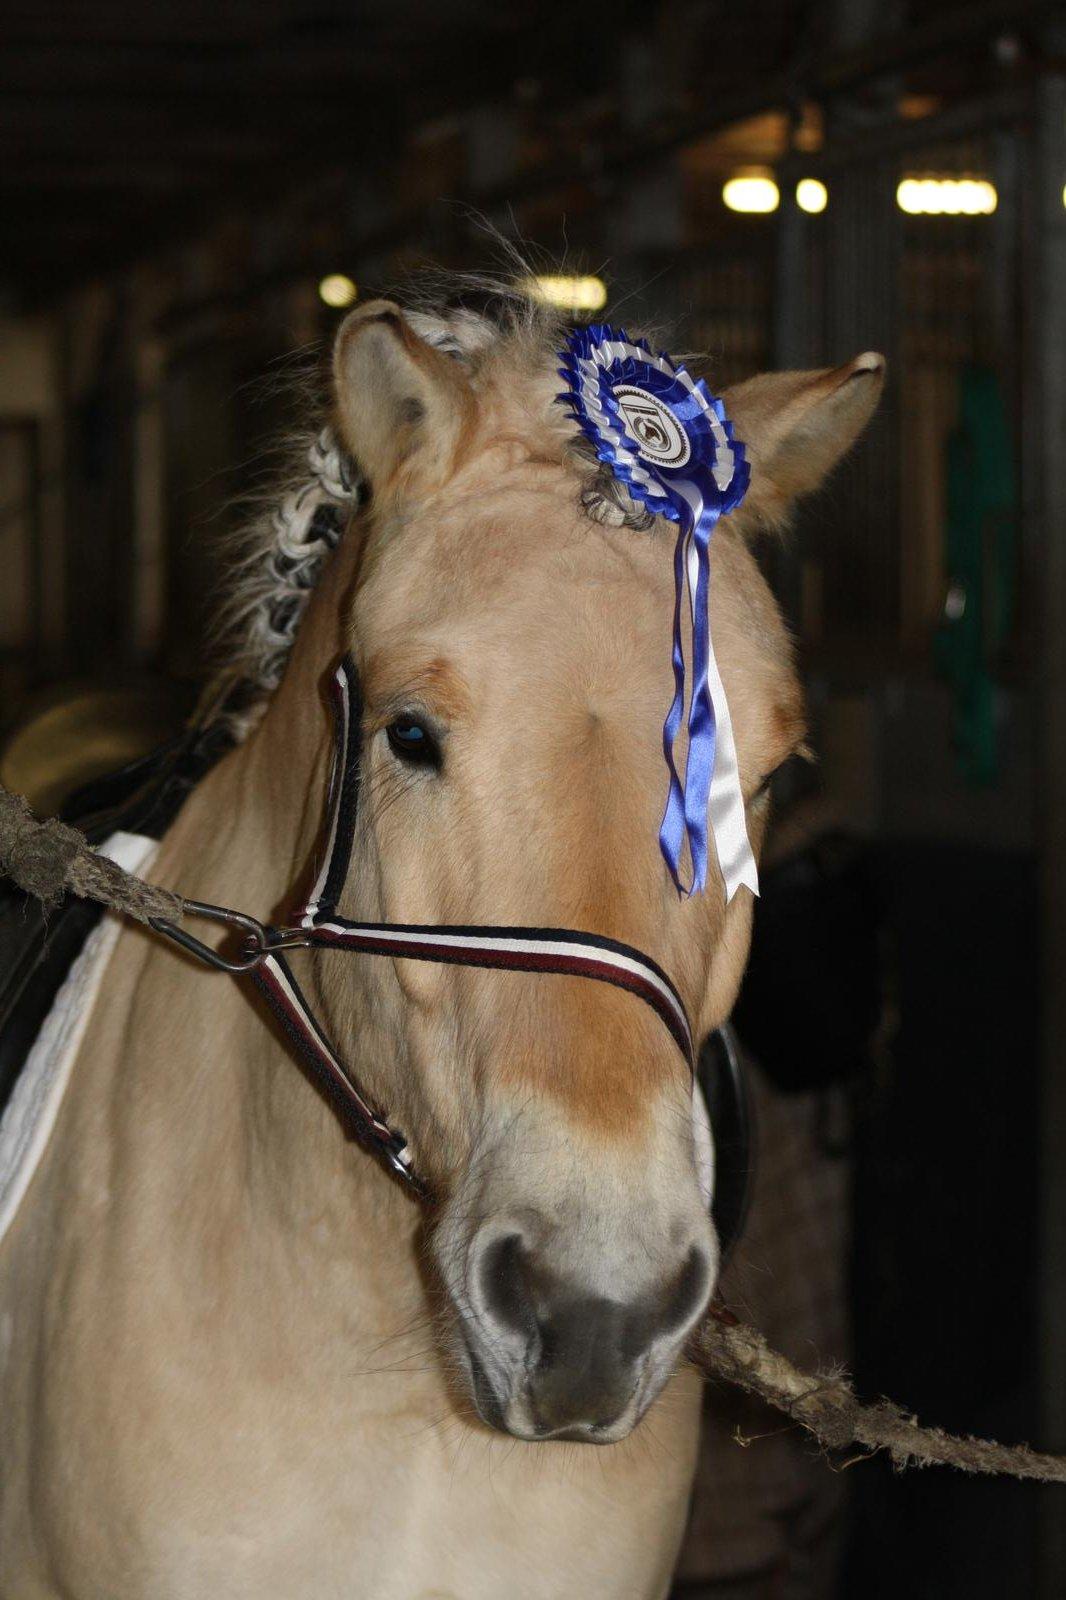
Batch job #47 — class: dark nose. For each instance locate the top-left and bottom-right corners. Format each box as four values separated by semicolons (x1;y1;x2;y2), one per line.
477;1233;711;1438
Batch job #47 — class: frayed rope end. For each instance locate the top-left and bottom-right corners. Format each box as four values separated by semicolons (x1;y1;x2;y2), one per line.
0;787;183;926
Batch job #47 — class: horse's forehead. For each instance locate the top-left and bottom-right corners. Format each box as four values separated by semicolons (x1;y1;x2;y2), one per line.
357;483;800;740
414;476;640;579
362;479;667;632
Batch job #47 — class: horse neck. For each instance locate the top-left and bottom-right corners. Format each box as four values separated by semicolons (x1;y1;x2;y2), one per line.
140;537;416;1257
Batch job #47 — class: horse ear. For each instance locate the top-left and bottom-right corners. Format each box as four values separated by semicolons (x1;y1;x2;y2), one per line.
721;352;885;526
332;300;473;496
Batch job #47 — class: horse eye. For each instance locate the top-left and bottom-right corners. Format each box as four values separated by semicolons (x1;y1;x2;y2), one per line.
386;715;441;769
752;760;786;804
752;745;810;805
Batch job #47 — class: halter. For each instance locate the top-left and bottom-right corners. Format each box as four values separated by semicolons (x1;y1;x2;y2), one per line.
153;658;697;1198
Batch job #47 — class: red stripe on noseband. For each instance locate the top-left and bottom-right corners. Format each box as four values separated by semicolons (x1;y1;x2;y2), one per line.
298;929;693;1063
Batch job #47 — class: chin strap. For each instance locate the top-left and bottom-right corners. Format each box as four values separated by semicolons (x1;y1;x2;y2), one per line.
252;949;422;1188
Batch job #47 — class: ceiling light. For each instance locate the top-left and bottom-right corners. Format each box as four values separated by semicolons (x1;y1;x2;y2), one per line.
796;178;828;214
723;171;780;214
896;177;997;216
526;275;608;313
318;274;359;308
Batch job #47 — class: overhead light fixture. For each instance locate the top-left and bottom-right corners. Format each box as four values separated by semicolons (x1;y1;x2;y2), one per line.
896;177;997;216
526;275;609;313
722;170;780;214
796;177;828;214
318;273;359;308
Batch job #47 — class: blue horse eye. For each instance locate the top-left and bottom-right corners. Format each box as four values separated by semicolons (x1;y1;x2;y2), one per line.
386;716;440;768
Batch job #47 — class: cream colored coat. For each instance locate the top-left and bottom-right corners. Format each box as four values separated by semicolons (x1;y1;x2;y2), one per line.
0;303;882;1599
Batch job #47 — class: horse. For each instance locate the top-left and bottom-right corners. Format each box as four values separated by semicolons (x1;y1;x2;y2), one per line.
0;285;883;1599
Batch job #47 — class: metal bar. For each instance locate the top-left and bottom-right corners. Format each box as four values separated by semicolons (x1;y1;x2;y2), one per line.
1029;65;1066;1600
777;87;1031;175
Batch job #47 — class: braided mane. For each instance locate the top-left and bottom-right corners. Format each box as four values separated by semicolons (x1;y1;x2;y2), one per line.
207;427;360;739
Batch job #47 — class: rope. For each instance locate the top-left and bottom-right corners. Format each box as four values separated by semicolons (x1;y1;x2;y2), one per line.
689;1306;1066;1482
2;779;1065;1484
0;787;182;924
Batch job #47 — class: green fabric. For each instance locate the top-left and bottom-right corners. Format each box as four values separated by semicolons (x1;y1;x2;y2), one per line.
933;366;1016;785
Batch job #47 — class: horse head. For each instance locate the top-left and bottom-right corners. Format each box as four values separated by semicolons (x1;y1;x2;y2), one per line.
283;295;882;1443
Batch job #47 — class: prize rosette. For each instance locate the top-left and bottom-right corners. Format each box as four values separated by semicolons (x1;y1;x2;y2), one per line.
558;324;758;900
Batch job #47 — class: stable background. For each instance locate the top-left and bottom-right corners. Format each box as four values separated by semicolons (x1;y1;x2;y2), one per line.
1;3;1063;1596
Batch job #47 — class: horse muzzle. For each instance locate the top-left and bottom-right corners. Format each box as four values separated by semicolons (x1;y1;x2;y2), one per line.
456;1218;716;1443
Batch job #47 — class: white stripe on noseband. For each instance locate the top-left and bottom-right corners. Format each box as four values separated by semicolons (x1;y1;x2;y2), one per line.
310;920;692;1056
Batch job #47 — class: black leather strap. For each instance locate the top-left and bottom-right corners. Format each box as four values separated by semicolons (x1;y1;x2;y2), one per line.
697;1024;752;1264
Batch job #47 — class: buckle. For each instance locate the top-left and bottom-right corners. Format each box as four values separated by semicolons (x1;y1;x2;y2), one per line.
150;899;270;974
380;1130;426;1195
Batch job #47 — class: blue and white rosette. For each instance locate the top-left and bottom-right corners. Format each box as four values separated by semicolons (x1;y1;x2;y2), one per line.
558;324;758;901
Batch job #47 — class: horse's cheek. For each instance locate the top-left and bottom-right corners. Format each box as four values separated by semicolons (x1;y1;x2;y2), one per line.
697;891;756;1039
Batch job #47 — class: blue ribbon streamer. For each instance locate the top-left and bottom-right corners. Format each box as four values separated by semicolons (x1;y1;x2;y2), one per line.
658;496;724;892
557;326;751;896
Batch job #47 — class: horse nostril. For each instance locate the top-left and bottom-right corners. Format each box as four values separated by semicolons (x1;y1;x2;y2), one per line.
652;1244;714;1341
477;1231;538;1340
